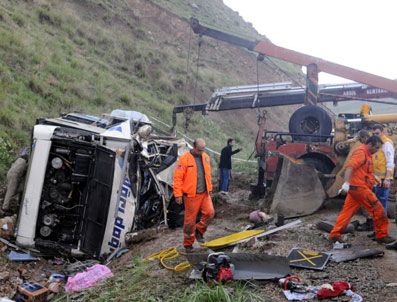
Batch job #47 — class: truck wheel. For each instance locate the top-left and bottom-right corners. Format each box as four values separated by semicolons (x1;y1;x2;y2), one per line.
302;157;334;174
289;105;332;142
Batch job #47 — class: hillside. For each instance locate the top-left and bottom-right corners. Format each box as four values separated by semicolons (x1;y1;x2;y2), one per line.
0;0;303;180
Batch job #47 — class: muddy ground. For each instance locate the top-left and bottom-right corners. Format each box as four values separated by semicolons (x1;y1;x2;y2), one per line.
1;174;397;301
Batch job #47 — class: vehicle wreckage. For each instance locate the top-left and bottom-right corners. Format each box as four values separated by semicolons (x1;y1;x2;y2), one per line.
14;110;189;258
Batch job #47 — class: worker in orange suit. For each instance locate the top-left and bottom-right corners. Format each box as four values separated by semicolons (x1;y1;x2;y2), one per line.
173;138;214;252
329;135;394;244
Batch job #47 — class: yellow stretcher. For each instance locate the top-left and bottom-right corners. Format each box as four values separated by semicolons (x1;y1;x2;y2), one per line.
201;229;265;248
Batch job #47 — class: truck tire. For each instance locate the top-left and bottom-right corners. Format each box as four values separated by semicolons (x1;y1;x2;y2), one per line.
289;105;332;142
302;157;334;174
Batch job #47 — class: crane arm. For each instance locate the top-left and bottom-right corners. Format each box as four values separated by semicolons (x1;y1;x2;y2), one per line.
191;18;397;94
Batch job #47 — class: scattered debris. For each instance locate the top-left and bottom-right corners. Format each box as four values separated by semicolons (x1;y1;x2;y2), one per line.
316;220;355;234
201;253;234;283
2;157;27;212
187;252;291;280
125;227;162;245
333;241;352;250
278;276;307;293
248;210;272;225
7;251;39;262
202;229;265;249
105;247;129;264
287;248;330;270
329;246;384;262
317;281;353;299
0;215;16;239
144;247;191;272
64;264;113;293
282;286;317;301
64;260;99;276
14;282;48;302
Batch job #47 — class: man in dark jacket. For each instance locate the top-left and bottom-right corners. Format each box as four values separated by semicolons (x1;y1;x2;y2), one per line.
219;138;241;193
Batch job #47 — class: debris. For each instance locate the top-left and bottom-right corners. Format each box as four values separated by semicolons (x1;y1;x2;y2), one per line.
144;247;191;272
105;247;129;264
48;273;65;283
47;282;62;294
187;252;291;280
48;258;64;266
0;237;31;254
316;220;355;234
287;248;330;270
14;282;48;302
282;287;317;301
346;289;363;302
317;281;352;299
202;253;234;283
248;210;272;225
330;246;384;262
64;260;99;276
125;227;161;245
278;276;307;293
2;157;27;212
203;219;302;249
0;215;16;239
7;251;39;262
201;229;265;249
333;242;352;250
270;158;325;218
0;272;10;282
64;264;113;293
0;298;15;302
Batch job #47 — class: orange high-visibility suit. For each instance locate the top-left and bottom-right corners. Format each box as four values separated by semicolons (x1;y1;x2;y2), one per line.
329;144;389;240
173;151;214;247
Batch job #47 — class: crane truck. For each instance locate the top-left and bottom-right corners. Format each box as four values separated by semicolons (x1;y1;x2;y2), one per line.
172;18;397;218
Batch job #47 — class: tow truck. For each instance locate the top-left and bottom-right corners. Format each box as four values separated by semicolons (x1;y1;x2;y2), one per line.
173;19;397;218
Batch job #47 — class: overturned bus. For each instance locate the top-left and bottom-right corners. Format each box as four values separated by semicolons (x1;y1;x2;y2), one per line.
15;110;188;258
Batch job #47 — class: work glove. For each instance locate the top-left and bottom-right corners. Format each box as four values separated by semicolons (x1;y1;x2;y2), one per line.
338;182;350;195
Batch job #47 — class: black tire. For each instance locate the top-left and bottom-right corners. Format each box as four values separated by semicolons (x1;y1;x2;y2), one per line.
302;157;334;174
289;105;332;142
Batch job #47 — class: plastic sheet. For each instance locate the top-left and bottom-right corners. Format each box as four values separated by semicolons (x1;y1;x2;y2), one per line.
64;264;113;292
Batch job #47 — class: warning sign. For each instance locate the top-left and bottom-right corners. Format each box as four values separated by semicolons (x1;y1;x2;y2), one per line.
287;248;330;270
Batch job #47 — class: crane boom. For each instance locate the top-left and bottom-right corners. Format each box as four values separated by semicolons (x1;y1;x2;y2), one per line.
190;18;397;95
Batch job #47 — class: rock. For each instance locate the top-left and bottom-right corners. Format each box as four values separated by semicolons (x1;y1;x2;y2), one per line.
0;215;16;239
0;271;10;281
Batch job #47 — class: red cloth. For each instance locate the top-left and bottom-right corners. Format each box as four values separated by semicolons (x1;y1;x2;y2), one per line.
317;281;352;299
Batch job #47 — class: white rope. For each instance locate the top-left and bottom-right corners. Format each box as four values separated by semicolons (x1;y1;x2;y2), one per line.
149;115;257;163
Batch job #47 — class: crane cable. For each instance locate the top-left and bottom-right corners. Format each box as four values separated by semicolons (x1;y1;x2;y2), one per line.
144;247;192;272
184;26;193;98
193;37;202;105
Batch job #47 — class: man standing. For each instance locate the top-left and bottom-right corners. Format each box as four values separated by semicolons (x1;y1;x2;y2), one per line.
372;124;395;211
329;136;394;244
173;138;214;252
357;125;394;232
219;138;242;194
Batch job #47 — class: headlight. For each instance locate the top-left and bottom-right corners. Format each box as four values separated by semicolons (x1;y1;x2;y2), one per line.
51;157;63;169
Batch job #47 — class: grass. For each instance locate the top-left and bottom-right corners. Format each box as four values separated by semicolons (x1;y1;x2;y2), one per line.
0;0;301;183
178;282;268;302
55;256;268;302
